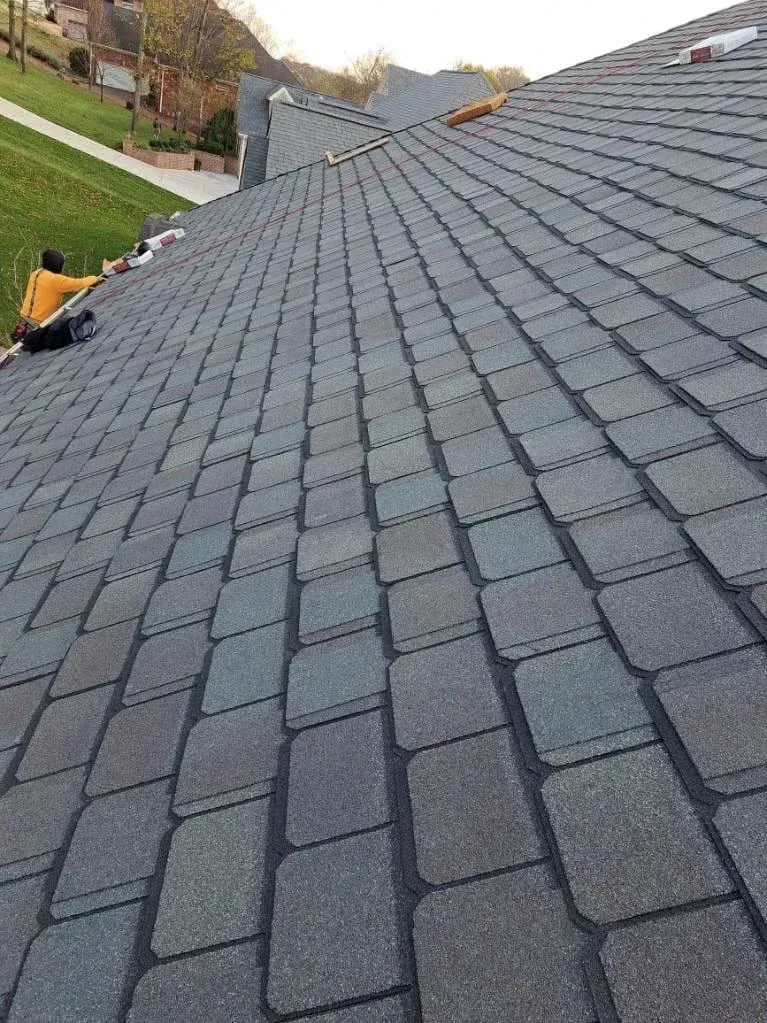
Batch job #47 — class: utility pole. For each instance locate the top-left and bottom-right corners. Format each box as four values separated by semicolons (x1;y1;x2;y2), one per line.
7;0;17;62
20;0;28;72
130;6;148;134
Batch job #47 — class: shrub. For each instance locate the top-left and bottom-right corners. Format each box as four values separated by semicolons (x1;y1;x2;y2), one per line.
203;107;236;154
149;136;191;153
196;139;224;155
68;45;89;78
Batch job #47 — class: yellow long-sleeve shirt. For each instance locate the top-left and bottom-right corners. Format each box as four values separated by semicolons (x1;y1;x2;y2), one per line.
20;269;100;325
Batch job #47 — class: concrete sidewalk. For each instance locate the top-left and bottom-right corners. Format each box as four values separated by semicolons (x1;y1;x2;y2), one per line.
0;96;239;205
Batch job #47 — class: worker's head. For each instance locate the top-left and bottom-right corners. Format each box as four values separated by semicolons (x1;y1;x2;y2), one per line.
41;250;66;274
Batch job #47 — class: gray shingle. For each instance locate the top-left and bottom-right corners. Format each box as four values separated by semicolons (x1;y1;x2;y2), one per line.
173;698;282;815
286;629;388;729
297;515;373;580
413;865;592;1023
0;767;86;882
299;566;379;644
377;511;460;582
543;746;730;924
645;444;766;516
581;373;674;422
389;634;506;750
685;496;767;585
448;461;537;523
656;646;767;794
388;565;479;652
598;562;755;671
537;454;644;523
52;619;137;697
441;424;513;476
519;416;608;471
203;622;286;713
211;565;289;639
487;361;554;401
482;563;603;660
304;474;366;528
8;904;142;1023
568;503;691;583
286;711;390;845
606;405;715;464
0;874;45;1001
715;399;767;458
123;622;209;705
86;691;191;796
267;830;406;1014
127;945;265;1023
515;638;653;765
367;434;433;484
678;361;767;413
469;507;565;580
600;903;767;1023
142;567;222;636
152;800;270;957
17;687;114;781
375;468;447;525
409;729;541;884
52;781;170;918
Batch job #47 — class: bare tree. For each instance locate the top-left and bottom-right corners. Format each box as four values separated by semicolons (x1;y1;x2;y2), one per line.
130;5;147;132
145;0;255;131
19;0;28;71
87;0;116;91
452;60;529;92
7;0;17;61
343;47;391;97
493;64;529;90
223;0;279;54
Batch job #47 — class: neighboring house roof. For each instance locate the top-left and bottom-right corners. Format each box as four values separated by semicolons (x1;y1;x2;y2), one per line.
364;67;492;127
4;1;767;1018
264;101;386;179
238;63;493;186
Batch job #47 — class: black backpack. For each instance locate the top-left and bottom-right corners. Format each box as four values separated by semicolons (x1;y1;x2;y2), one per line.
24;309;97;353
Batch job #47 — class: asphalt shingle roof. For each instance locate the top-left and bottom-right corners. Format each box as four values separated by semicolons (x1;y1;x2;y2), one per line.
2;0;767;1018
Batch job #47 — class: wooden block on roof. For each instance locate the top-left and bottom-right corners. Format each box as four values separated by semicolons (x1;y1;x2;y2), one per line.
446;93;508;127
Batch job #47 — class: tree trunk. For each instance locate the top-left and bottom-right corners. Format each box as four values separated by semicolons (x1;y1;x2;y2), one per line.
8;0;17;62
20;0;28;72
130;7;148;134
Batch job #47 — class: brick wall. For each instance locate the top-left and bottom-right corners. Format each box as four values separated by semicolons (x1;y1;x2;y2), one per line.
122;138;195;170
192;150;226;174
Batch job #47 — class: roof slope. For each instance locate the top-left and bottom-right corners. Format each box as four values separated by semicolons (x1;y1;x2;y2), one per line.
265;101;387;179
365;68;493;125
3;0;767;1018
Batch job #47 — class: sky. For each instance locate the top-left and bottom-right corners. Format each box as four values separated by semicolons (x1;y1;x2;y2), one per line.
251;0;740;79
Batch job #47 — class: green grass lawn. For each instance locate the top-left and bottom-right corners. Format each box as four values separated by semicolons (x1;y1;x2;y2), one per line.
0;114;192;339
0;56;158;148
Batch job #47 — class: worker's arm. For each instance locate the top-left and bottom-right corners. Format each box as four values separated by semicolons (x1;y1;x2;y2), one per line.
51;273;101;296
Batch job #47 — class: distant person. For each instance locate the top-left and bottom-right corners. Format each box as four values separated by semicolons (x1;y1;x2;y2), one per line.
153;116;161;138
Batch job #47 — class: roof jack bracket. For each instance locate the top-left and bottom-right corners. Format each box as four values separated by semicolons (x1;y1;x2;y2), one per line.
325;136;390;165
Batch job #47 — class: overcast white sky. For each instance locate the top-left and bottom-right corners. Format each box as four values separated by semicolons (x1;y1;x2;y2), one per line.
254;0;740;79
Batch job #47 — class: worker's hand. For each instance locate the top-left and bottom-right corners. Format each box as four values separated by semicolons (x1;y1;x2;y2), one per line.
92;277;104;286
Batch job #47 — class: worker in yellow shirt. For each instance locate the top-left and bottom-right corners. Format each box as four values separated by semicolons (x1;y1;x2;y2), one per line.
19;249;101;327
